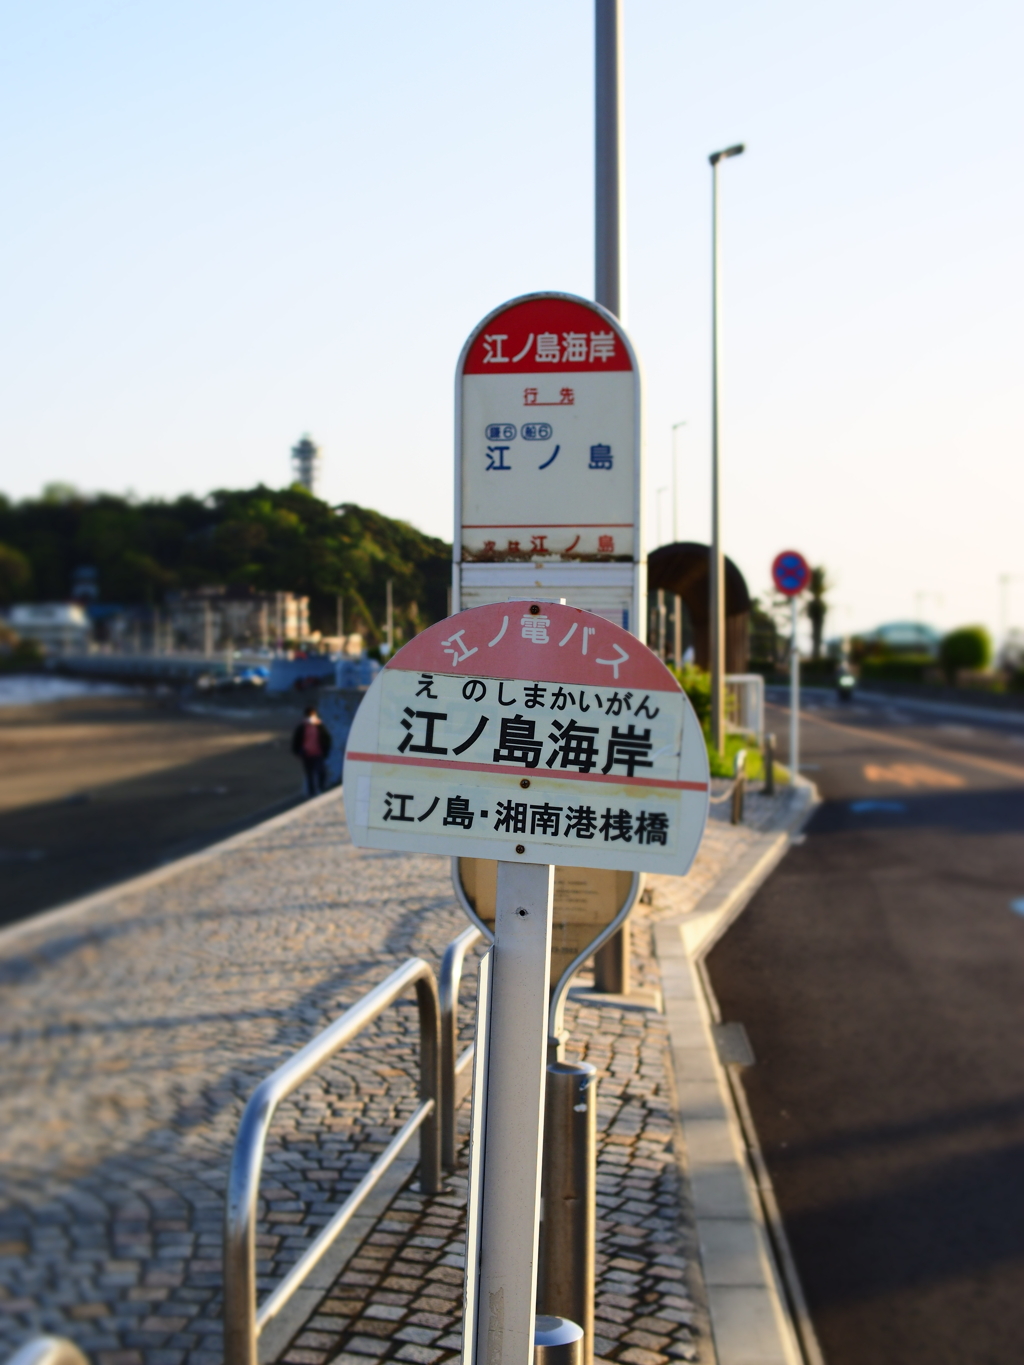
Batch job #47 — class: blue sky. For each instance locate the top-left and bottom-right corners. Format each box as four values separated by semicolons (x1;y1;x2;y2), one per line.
1;0;1021;639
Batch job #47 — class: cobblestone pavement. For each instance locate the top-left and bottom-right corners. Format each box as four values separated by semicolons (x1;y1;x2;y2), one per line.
0;782;789;1365
277;987;710;1365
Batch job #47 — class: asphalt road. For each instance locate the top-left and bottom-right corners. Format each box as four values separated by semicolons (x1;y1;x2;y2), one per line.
706;689;1024;1365
0;690;307;926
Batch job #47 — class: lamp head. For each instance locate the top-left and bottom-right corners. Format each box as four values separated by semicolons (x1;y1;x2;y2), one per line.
709;143;745;166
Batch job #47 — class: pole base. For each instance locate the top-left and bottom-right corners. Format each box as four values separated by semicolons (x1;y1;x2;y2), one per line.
535;1317;584;1365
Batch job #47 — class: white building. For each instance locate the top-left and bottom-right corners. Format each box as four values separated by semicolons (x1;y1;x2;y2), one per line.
165;587;310;651
9;603;92;653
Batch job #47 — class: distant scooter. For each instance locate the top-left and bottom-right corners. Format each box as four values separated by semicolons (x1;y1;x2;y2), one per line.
836;671;856;703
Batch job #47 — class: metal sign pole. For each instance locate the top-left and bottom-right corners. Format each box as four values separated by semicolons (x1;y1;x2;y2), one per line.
790;596;800;783
469;862;555;1365
594;0;624;320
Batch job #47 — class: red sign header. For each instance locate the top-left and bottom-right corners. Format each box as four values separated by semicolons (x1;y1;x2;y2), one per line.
461;297;633;375
387;602;675;691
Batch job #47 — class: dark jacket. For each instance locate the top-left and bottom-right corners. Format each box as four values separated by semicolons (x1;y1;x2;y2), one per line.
292;719;333;759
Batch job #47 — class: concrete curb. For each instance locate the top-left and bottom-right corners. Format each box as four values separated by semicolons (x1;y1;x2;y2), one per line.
655;780;819;1365
0;787;344;954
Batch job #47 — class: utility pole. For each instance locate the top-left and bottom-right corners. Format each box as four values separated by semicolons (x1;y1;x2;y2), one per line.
671;421;686;544
591;0;637;1088
999;575;1022;647
708;143;744;753
595;0;625;319
656;487;668;547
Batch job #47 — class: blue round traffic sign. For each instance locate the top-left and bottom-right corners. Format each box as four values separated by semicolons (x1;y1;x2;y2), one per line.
772;550;810;597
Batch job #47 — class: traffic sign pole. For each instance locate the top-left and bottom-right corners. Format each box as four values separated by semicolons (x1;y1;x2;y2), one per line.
469;861;554;1365
771;551;810;788
790;596;800;784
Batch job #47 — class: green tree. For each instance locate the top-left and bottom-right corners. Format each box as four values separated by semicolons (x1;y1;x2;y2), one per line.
0;542;31;603
804;566;829;659
939;626;992;682
0;485;451;641
748;597;781;668
41;482;81;505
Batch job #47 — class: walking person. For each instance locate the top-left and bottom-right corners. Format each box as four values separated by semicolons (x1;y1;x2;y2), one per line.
292;703;333;797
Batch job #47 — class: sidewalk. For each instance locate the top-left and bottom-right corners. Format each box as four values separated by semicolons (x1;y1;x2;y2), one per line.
0;780;813;1365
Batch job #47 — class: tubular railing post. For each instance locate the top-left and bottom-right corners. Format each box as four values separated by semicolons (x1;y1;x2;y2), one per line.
223;957;442;1365
5;1340;90;1365
439;925;483;1170
224;1089;273;1365
731;749;747;825
415;974;443;1194
539;1063;596;1365
593;922;630;995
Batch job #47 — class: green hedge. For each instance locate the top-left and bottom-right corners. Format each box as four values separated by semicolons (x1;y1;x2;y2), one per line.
859;655;933;683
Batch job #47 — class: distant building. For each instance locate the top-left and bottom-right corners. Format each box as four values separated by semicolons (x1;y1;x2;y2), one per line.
165;587;310;652
857;621;941;657
9;603;91;653
291;435;321;495
71;566;99;602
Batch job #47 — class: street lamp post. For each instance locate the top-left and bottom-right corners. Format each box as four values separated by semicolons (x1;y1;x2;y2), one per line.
999;575;1022;647
595;0;625;318
671;421;686;544
709;143;744;754
656;486;669;547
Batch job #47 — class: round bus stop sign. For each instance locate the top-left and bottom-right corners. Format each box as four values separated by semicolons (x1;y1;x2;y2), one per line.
343;600;709;876
772;549;811;597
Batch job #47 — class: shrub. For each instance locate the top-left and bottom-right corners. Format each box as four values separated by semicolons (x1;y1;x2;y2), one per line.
666;663;770;777
0;541;31;604
859;655;933;683
669;663;710;729
800;658;837;685
939;626;992;682
708;732;764;780
0;632;43;673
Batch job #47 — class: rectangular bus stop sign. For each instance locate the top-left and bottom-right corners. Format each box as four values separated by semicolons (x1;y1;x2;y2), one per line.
454;292;643;636
343;601;709;875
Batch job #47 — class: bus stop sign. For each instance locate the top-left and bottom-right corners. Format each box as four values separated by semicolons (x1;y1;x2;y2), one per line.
343;600;709;876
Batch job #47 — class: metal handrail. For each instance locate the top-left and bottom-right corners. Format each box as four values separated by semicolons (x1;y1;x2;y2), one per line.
223;957;441;1365
439;924;483;1169
5;1340;89;1365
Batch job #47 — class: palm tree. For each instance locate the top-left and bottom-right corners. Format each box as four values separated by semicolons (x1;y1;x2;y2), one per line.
805;567;829;659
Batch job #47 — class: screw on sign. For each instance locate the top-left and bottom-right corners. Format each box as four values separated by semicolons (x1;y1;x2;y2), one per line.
772;549;810;597
342;602;709;1365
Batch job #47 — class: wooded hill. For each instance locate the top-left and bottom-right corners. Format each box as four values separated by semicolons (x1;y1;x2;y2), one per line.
0;484;451;644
